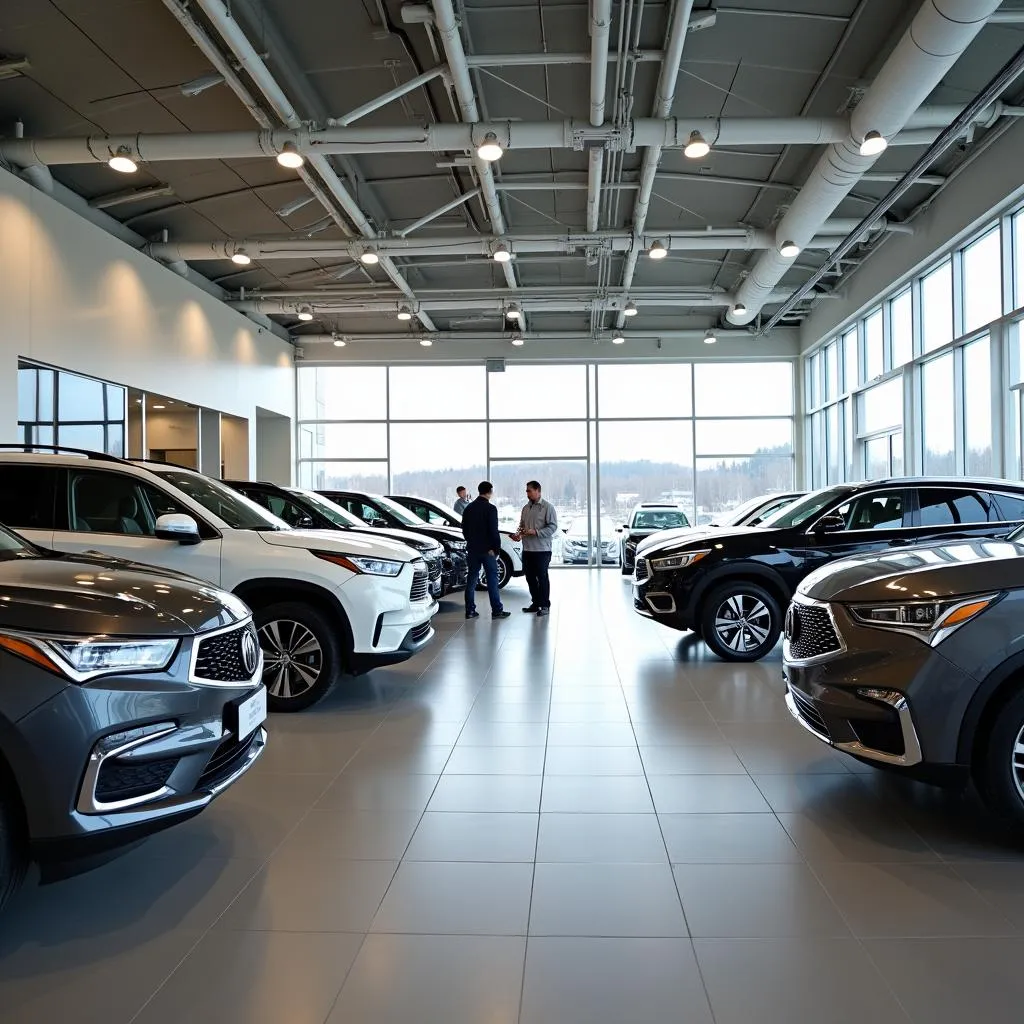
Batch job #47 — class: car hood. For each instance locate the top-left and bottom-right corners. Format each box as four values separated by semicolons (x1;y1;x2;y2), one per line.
638;525;765;556
350;526;443;554
407;524;465;546
257;529;420;561
0;553;249;636
798;537;1024;603
625;526;687;541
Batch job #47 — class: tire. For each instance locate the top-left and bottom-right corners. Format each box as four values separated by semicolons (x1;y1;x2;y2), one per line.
254;602;342;713
699;581;782;663
975;688;1024;826
0;784;26;913
476;553;511;590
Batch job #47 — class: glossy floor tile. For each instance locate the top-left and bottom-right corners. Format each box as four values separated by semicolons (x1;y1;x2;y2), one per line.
4;570;1024;1023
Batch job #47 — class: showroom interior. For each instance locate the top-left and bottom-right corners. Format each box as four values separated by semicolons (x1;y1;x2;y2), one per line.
6;0;1024;1021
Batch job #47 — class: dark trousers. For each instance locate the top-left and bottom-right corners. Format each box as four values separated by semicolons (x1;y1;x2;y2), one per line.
466;551;503;614
523;550;552;608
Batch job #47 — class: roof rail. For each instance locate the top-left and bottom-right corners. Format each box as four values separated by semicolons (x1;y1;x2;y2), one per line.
0;444;129;464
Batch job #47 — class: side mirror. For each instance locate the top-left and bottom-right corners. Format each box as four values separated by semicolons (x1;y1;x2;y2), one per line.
155;513;201;545
294;513;315;530
371;518;388;528
814;512;846;535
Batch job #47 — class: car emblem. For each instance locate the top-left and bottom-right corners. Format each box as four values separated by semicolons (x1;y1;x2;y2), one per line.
240;627;259;676
784;606;800;643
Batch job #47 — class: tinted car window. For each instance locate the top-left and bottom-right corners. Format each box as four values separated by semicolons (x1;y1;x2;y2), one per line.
991;492;1024;522
917;488;992;526
835;490;906;531
153;470;283;530
69;470;157;535
0;465;59;530
631;510;689;530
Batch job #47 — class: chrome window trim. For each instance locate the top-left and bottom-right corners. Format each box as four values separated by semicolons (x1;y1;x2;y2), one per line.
782;594;846;666
187;616;263;688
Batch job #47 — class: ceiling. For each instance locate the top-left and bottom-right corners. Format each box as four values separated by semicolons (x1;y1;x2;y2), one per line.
1;0;1023;346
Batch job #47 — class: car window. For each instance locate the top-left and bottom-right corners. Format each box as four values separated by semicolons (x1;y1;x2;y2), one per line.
338;498;378;523
745;496;798;527
0;465;60;530
761;486;852;528
0;523;42;561
252;492;310;528
153;470;284;530
136;482;218;540
631;510;689;530
991;492;1024;522
411;502;452;526
835;490;906;531
69;470;157;536
290;490;363;528
917;488;993;527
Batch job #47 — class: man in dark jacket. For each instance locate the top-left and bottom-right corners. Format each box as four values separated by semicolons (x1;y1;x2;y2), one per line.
460;481;511;620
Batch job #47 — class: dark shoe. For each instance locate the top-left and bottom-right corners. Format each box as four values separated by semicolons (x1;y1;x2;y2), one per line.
522;605;539;613
466;610;479;619
493;610;511;619
536;607;550;617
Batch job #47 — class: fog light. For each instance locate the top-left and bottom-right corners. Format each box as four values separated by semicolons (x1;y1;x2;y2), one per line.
856;687;903;707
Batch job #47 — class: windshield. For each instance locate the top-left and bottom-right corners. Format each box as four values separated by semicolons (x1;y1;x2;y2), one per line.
632;509;689;530
374;495;429;527
759;486;853;530
0;524;39;561
154;470;287;530
291;489;364;528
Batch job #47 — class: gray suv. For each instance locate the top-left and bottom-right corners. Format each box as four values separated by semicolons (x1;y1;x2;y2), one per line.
0;524;266;910
783;530;1024;823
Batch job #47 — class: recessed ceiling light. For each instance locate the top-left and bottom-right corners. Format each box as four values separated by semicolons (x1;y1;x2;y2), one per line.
360;249;380;265
623;300;638;317
476;132;504;162
297;305;314;321
419;337;433;347
108;147;137;173
492;243;513;263
683;130;710;159
704;329;717;345
647;240;668;260
276;142;305;169
859;130;888;157
231;248;251;266
152;404;166;410
397;304;413;321
778;239;800;258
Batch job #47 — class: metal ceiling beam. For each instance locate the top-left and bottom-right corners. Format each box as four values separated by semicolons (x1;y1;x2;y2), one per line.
326;66;449;126
88;184;175;209
587;0;613;233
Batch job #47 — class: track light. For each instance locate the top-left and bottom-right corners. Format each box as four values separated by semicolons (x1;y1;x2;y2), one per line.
511;333;524;347
647;240;668;260
505;302;522;321
492;243;513;263
611;333;626;345
683;130;710;159
397;304;413;321
476;132;504;162
276;142;305;169
360;249;380;265
859;130;888;157
180;73;225;97
231;248;251;266
419;337;433;347
732;302;747;317
297;305;314;321
704;329;717;345
108;147;138;174
623;300;638;317
778;239;800;258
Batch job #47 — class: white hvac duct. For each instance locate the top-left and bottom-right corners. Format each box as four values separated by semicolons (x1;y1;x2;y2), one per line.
728;0;1004;325
587;0;613;232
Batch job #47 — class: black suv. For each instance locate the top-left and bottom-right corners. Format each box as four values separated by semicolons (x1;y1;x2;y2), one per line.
784;531;1024;824
0;523;265;910
319;489;469;594
225;481;447;598
634;479;1024;662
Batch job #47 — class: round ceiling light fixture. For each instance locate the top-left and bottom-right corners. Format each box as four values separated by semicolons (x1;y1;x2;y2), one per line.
511;333;525;347
360;248;380;265
611;333;626;345
419;337;434;347
683;130;710;159
492;243;513;263
778;239;801;258
623;300;638;317
731;302;747;317
332;334;346;347
859;130;888;157
276;142;305;169
647;240;668;260
297;305;314;322
476;132;504;162
231;247;252;266
704;329;717;345
108;147;138;174
397;304;413;321
505;302;523;321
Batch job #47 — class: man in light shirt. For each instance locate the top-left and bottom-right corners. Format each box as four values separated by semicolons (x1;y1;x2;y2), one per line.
453;486;471;515
513;480;558;617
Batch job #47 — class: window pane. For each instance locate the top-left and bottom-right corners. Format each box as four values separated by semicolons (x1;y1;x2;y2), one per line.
918;488;992;527
599;421;693;521
694;363;793;416
859;377;902;435
58;371;105;421
843;329;859;391
993;492;1024;522
695;456;794;521
890;432;903;476
962;228;1002;333
824;343;838;401
1015;209;1024;308
864;436;889;478
963;336;993;475
17;368;37;421
314;423;388;459
890;289;913;368
596;363;692;417
105;384;126;421
826;404;840;484
389;366;486;420
489;420;587;459
864;310;883;380
390;422;486;503
809;410;824;489
297;461;388;492
922;354;955;473
922;260;953;353
488;365;587;419
694;419;792;456
807;353;820;410
297;366;387;420
58;424;106;452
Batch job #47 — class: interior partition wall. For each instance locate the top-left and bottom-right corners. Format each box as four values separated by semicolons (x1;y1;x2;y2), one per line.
296;359;796;566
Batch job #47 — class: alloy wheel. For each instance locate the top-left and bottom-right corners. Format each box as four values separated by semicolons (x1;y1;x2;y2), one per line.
480;557;508;588
258;619;324;700
1012;724;1024;806
713;593;772;654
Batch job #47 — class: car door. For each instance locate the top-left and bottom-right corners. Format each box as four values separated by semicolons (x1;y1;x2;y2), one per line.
905;487;1018;544
0;465;61;548
49;468;224;584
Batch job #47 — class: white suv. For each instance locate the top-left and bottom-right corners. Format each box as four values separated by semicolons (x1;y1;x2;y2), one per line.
0;452;437;712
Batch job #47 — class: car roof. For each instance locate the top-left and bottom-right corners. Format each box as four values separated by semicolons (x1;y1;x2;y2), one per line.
633;503;686;510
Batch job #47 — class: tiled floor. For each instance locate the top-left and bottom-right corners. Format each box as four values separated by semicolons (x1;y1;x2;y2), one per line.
4;571;1024;1022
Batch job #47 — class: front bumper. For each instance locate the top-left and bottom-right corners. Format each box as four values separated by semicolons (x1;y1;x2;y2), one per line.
632;562;692;628
339;566;438;655
441;550;470;594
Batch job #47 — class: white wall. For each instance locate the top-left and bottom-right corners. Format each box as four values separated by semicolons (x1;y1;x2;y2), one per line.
0;166;296;476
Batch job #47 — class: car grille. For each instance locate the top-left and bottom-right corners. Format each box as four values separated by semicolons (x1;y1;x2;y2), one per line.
634;558;650;583
426;556;442;581
785;602;842;661
410;563;429;601
95;757;178;803
790;686;831;739
194;624;259;682
407;622;431;645
197;730;260;790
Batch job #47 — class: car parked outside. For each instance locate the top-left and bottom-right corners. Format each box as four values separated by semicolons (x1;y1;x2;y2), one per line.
0;451;436;712
0;522;266;910
387;494;525;589
224;481;447;599
618;503;690;575
563;515;620;565
633;478;1024;663
783;530;1024;824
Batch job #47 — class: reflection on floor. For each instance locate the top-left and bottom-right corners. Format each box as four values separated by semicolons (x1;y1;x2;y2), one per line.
3;571;1024;1023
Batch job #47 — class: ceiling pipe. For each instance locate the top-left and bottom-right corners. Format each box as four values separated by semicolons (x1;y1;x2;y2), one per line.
728;0;1005;325
295;328;766;344
586;0;613;232
398;188;481;236
182;0;436;332
613;0;696;330
326;66;448;126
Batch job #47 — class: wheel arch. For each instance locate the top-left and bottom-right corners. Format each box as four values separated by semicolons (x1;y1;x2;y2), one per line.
689;563;792;621
958;654;1024;768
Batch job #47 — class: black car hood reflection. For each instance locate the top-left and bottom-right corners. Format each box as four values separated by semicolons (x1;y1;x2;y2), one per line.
639;525;767;556
0;553;247;636
798;537;1024;603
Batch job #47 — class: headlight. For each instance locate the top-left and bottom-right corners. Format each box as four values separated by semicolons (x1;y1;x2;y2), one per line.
0;632;179;682
650;549;710;571
313;550;404;576
847;593;997;646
